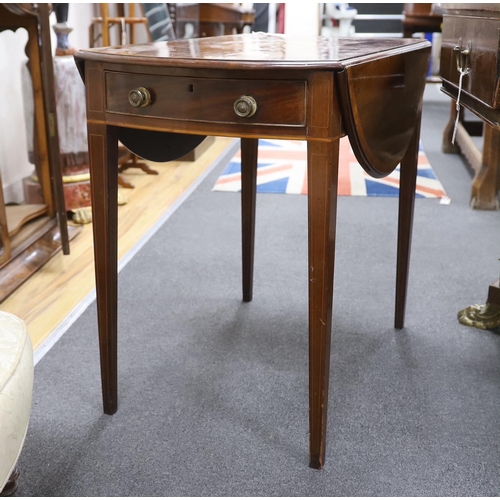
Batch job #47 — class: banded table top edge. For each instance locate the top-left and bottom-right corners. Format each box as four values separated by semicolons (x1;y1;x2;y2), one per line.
75;33;430;71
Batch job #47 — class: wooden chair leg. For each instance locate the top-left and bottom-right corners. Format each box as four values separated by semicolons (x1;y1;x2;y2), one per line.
0;467;20;497
88;23;95;48
100;4;110;47
307;138;339;469
38;3;70;255
0;174;11;265
88;122;119;415
241;138;258;302
129;3;137;43
395;111;422;329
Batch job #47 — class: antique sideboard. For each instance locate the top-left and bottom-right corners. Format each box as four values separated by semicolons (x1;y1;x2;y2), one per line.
440;3;500;211
440;4;500;329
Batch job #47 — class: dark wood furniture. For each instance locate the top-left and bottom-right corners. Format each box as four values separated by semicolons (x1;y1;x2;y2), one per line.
440;5;500;329
0;467;19;497
402;3;442;38
168;3;254;39
402;3;442;84
440;4;500;211
75;33;430;469
0;3;78;302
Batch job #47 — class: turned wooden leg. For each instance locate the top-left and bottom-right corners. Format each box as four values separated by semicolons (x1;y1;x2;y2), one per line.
442;100;461;154
0;175;11;265
88;122;119;415
470;124;500;210
307;138;339;469
395;112;421;329
241;138;258;302
0;468;20;497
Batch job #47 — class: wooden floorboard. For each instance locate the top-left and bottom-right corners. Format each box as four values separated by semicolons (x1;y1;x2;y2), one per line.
1;137;235;352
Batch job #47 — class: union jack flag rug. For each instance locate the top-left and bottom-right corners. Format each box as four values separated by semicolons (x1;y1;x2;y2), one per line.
212;138;448;199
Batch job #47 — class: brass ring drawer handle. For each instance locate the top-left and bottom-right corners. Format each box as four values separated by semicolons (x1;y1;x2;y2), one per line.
128;87;151;108
234;96;257;118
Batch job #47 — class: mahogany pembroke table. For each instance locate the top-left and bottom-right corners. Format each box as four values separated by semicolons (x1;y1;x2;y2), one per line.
75;33;431;469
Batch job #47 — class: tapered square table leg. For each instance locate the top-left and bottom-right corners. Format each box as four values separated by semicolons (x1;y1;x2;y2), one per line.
88;122;119;415
307;139;339;469
395;112;422;329
241;138;258;302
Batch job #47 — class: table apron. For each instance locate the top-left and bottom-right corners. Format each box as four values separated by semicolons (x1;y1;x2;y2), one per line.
88;114;342;142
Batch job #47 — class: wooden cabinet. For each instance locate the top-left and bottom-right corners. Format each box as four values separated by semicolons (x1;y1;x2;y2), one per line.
168;3;254;38
440;4;500;211
440;4;500;329
441;9;500;118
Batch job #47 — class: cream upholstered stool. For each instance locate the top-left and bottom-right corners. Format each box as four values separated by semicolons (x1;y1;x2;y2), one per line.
0;313;34;496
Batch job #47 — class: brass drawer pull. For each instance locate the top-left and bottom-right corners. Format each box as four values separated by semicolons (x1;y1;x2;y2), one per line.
234;96;257;118
128;87;151;108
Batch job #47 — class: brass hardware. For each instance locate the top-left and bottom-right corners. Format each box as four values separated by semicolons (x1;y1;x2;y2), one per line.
453;39;472;73
234;96;257;118
128;87;151;108
451;39;472;144
458;303;500;330
48;113;56;137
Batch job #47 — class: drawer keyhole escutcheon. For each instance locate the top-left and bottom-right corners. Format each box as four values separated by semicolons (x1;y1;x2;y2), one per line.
234;96;257;118
128;87;152;108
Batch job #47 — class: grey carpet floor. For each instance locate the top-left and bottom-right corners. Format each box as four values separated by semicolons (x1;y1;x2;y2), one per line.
17;90;499;496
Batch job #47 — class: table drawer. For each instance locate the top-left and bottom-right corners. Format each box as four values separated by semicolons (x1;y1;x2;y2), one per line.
105;72;307;126
441;14;500;109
